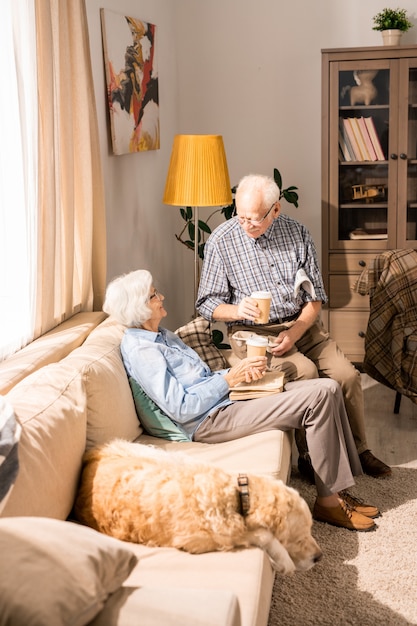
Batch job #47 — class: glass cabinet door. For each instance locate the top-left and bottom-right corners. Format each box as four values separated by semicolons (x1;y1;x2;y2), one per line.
329;59;397;251
397;60;417;246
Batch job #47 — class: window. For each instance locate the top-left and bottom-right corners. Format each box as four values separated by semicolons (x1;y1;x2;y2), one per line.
0;1;38;359
0;0;106;362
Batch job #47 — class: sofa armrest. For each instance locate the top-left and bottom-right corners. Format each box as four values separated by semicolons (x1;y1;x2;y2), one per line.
89;586;241;626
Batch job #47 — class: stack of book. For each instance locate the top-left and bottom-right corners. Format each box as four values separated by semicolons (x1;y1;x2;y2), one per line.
229;371;285;400
339;116;385;162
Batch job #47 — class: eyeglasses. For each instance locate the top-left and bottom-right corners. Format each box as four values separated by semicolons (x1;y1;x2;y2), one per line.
148;289;162;301
236;202;276;227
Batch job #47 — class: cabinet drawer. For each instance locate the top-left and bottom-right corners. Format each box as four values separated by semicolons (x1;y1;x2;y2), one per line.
328;311;369;362
329;253;376;274
329;276;370;310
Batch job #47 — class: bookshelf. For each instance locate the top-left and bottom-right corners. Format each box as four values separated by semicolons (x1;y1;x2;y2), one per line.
322;45;417;362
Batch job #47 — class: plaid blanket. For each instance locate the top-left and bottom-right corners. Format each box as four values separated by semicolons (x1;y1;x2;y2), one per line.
354;249;417;401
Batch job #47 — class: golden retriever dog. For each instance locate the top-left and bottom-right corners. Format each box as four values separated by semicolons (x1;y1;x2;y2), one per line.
74;439;322;575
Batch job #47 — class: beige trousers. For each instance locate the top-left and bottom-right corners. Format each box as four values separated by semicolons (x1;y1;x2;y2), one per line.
228;318;368;454
194;378;363;497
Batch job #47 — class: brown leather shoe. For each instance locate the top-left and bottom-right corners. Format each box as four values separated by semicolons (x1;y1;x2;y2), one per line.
359;450;392;478
313;499;376;532
340;490;380;518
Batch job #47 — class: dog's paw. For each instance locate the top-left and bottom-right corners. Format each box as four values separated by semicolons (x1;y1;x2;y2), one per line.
263;536;296;575
270;553;296;575
268;545;296;575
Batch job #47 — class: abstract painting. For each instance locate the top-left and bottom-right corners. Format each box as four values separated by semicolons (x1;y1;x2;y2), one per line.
101;9;160;155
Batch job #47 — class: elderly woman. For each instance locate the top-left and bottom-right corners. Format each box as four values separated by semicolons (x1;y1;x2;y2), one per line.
103;269;379;532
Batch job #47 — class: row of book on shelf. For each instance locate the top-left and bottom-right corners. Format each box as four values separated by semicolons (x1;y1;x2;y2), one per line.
339;116;385;162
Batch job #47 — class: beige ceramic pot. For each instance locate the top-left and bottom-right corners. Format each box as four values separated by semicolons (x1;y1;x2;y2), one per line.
381;29;403;46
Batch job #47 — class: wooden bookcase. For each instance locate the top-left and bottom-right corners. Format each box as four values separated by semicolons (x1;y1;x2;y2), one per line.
321;45;417;363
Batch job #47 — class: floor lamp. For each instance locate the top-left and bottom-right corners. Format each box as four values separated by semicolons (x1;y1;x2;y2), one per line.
163;134;232;308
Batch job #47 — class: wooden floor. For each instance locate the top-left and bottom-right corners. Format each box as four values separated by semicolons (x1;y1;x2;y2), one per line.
361;374;417;467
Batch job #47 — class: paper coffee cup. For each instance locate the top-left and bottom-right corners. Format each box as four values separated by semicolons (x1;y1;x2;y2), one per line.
251;291;271;324
246;336;268;357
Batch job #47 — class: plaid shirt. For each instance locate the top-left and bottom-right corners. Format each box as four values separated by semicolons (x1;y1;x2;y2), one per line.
357;249;417;400
196;214;327;325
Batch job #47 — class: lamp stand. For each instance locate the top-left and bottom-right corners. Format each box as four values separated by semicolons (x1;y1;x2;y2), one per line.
193;206;199;310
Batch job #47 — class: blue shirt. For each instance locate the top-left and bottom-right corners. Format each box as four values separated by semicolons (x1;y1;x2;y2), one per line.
196;213;327;324
121;327;231;439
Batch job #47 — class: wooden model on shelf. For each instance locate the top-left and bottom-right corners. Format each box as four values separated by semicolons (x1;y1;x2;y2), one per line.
351;183;386;201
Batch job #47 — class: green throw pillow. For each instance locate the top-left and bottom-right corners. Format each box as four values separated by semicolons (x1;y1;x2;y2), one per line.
129;377;189;442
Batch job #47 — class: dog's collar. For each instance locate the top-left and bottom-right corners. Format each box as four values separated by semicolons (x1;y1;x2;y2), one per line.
237;474;250;516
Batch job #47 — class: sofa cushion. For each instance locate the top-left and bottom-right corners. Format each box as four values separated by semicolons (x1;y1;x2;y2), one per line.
137;430;292;483
0;398;21;514
129;377;189;442
64;318;142;450
175;317;228;371
0;311;107;395
2;363;87;519
0;517;138;626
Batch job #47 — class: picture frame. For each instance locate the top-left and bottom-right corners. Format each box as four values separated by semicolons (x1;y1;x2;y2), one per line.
101;9;160;155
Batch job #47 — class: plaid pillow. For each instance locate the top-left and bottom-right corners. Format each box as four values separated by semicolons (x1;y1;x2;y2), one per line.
175;317;228;371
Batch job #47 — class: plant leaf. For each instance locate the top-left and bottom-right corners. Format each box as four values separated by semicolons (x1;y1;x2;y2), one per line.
283;190;299;208
198;220;212;234
274;168;283;189
212;329;230;349
188;222;195;241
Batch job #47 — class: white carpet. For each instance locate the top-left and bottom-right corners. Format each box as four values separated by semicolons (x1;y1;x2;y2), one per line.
268;463;417;626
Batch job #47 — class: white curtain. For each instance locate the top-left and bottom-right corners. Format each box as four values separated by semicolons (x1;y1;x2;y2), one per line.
0;0;107;361
35;0;107;337
0;0;38;360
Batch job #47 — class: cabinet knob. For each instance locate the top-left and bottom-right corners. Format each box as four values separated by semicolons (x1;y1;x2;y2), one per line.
358;331;366;338
400;153;407;160
358;260;366;267
390;153;398;160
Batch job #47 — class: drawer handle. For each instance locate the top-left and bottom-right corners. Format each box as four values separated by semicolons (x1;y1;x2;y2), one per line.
358;331;366;338
358;260;366;267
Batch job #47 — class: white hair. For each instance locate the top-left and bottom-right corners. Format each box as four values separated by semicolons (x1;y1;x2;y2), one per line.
103;269;153;327
236;174;280;210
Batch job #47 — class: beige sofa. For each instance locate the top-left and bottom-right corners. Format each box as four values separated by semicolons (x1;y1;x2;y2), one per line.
0;313;292;626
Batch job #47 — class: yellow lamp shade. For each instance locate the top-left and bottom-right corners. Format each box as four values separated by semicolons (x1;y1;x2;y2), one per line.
163;135;232;207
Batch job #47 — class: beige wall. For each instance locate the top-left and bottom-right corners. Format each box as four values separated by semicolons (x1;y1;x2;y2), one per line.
86;0;416;330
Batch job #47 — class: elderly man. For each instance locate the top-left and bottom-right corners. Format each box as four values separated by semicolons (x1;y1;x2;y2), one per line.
196;174;391;479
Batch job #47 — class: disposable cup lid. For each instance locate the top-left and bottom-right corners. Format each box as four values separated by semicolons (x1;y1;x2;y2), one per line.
250;291;271;299
247;336;269;346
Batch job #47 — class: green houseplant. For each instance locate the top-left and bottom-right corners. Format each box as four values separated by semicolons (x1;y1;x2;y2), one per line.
175;167;299;261
372;7;413;31
372;7;413;44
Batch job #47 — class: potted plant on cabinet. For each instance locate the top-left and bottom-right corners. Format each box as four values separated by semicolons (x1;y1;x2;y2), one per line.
372;7;413;46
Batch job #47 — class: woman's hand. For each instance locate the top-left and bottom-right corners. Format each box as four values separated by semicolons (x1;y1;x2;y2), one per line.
223;356;267;388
